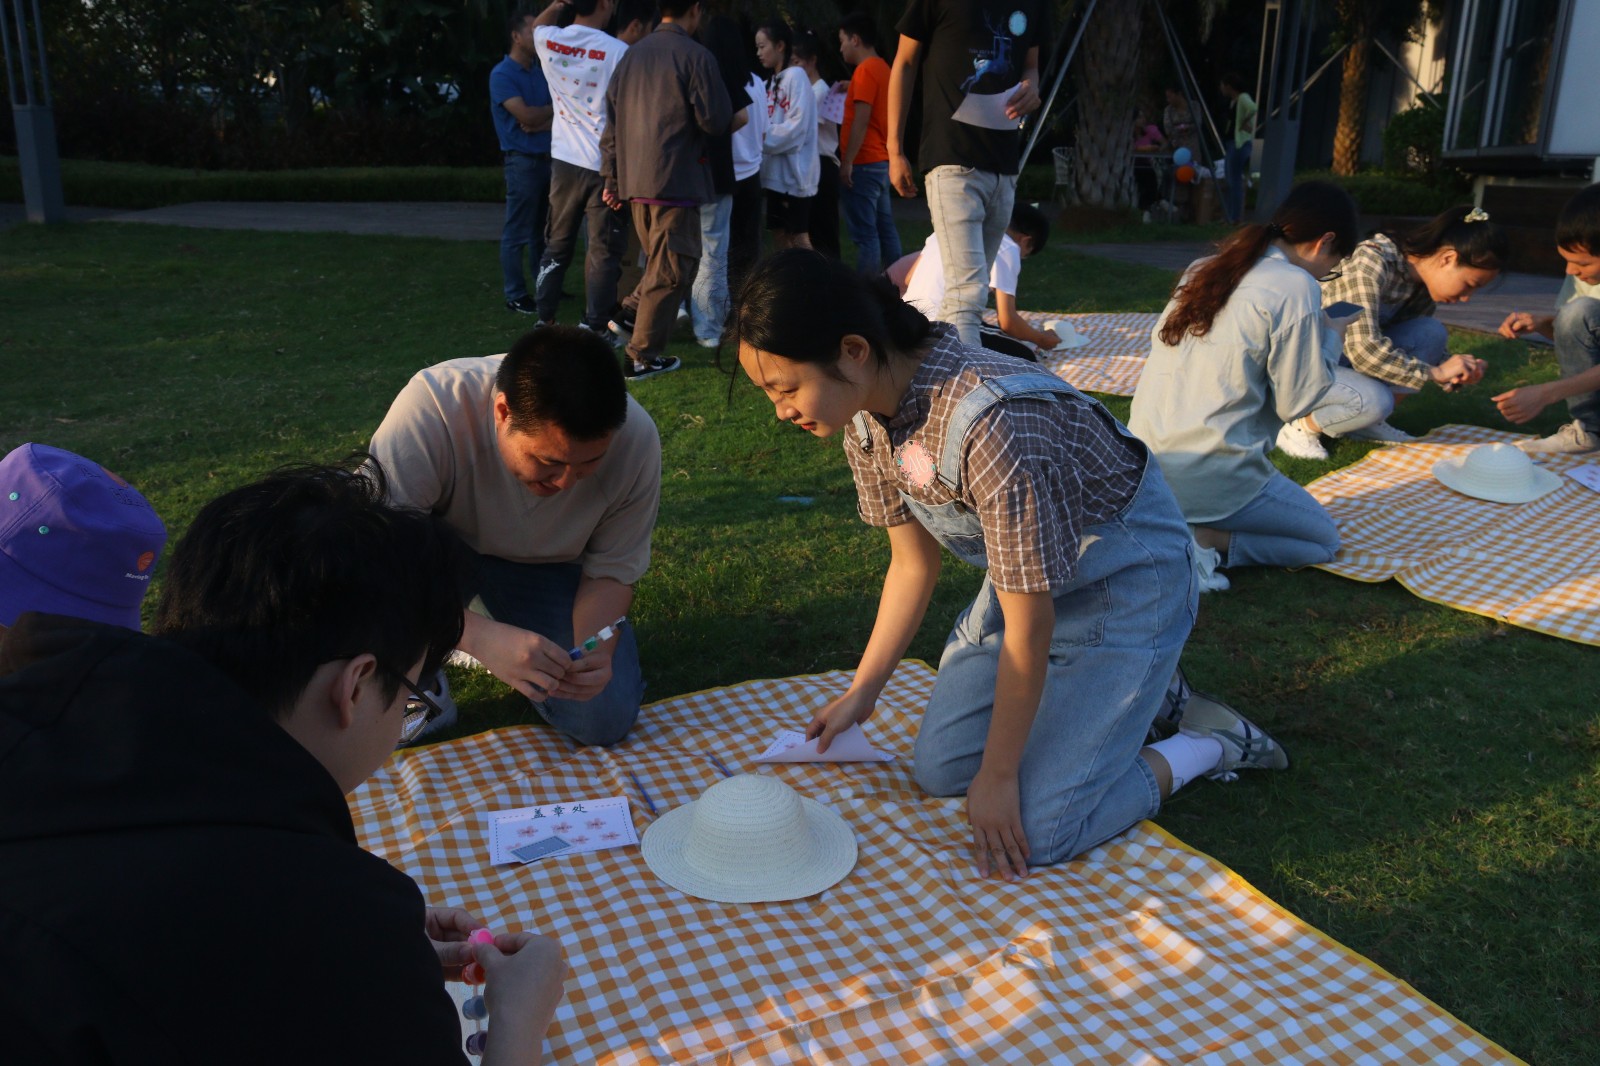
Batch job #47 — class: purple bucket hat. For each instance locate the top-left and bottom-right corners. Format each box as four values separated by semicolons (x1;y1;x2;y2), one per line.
0;444;168;630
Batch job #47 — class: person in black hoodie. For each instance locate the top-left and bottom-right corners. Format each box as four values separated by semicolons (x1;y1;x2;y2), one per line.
0;461;565;1065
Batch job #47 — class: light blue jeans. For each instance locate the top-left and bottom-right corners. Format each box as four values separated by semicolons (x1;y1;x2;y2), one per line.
924;165;1016;347
1554;295;1600;434
691;194;733;345
914;462;1195;866
1305;366;1395;436
500;151;551;301
891;373;1196;866
1209;471;1339;569
467;556;644;747
840;160;902;275
1314;316;1451;433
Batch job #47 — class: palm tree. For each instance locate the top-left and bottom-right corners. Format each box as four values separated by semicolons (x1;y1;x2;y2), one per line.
1066;0;1222;211
1069;0;1144;209
1330;0;1433;175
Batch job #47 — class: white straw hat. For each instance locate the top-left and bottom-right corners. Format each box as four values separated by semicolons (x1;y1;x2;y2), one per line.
641;774;857;903
1041;319;1090;349
1433;442;1563;504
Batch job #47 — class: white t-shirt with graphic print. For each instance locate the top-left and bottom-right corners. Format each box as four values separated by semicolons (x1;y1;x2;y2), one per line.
533;24;626;171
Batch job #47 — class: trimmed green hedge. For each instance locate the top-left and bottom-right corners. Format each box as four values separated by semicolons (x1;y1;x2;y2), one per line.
0;158;503;210
1296;169;1467;217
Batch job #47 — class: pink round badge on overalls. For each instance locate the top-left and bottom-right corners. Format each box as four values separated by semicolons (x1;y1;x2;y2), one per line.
895;440;937;489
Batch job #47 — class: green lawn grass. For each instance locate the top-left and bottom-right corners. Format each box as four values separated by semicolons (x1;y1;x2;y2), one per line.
2;220;1595;1063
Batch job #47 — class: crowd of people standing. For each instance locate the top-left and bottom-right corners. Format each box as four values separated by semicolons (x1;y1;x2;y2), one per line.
490;0;1042;380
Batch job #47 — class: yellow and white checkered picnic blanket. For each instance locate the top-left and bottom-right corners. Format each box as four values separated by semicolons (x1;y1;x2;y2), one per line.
1305;424;1600;647
980;311;1158;396
350;662;1521;1065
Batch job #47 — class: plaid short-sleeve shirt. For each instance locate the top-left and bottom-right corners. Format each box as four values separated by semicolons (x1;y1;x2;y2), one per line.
843;327;1144;593
1321;233;1437;390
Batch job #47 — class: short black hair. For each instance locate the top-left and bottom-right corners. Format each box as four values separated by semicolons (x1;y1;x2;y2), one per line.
152;460;467;719
1220;71;1250;94
507;5;535;37
613;0;655;28
838;12;878;50
570;0;603;16
1556;183;1600;255
658;0;697;18
495;325;629;440
1009;202;1049;256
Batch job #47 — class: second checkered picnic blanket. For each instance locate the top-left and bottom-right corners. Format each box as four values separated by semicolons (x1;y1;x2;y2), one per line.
981;310;1158;396
1305;424;1600;647
350;661;1521;1065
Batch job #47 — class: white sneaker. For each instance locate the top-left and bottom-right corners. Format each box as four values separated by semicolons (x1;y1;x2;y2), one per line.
1516;421;1600;455
1343;420;1416;444
1192;537;1230;593
1275;418;1328;460
695;336;720;349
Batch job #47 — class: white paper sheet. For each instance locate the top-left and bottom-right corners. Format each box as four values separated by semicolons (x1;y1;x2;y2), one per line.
754;724;895;763
487;795;638;865
1565;465;1600;493
951;87;1021;130
819;82;848;125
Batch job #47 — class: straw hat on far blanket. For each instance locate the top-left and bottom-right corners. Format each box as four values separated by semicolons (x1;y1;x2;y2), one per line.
642;774;857;903
1433;442;1562;504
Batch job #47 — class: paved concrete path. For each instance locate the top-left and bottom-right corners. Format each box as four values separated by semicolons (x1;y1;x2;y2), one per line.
1073;240;1560;340
6;199;1560;338
0;204;125;228
97;201;508;241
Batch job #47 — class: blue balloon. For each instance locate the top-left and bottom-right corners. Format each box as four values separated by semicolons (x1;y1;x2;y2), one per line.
1173;146;1193;166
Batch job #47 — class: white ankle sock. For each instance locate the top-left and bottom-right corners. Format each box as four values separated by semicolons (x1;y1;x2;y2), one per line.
1149;734;1224;792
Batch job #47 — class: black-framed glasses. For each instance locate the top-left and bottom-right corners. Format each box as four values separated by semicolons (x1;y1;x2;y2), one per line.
1317;269;1343;283
387;667;448;747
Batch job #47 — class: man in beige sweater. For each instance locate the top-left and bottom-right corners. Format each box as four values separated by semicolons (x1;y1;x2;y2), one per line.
369;325;661;746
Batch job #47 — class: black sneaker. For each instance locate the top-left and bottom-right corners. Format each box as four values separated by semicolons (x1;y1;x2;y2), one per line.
625;355;681;381
505;295;539;315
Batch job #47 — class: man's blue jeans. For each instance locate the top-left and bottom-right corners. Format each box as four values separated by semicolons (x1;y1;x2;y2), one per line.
924;165;1015;347
1554;295;1600;434
691;193;734;344
467;556;644;747
840;161;902;275
501;151;551;302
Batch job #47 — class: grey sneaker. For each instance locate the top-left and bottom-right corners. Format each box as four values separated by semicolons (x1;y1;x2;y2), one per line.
1275;418;1328;460
1517;421;1600;455
1343;420;1417;444
1179;691;1289;780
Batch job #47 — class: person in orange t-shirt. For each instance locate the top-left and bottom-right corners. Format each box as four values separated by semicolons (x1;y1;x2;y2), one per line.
837;12;902;273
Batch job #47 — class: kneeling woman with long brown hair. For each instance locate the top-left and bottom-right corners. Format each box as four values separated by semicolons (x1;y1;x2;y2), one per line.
1130;181;1362;591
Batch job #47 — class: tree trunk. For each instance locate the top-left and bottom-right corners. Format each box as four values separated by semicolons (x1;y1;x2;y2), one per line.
1332;36;1370;175
1072;0;1142;210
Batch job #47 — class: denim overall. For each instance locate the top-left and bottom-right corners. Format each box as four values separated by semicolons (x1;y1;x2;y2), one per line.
859;372;1197;865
